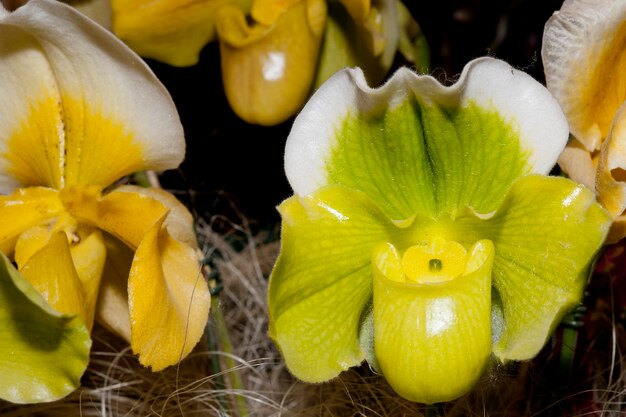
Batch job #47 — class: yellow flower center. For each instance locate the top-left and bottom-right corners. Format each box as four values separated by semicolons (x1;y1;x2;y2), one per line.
401;238;468;284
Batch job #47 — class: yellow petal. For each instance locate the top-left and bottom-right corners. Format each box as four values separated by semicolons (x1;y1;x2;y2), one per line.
96;235;134;342
0;187;64;256
19;232;92;329
251;0;300;25
61;186;169;249
0;0;185;190
216;0;327;125
69;229;106;328
128;217;210;370
596;102;626;242
114;185;198;249
14;226;52;269
557;139;598;191
112;0;252;67
543;0;626;150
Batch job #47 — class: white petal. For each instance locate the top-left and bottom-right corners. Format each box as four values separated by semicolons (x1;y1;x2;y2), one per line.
285;57;568;197
0;0;184;191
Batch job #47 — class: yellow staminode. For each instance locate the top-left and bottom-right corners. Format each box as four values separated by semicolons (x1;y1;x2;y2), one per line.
401;238;468;284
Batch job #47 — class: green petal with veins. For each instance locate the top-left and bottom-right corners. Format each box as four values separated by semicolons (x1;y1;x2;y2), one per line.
459;175;611;360
269;185;400;382
0;252;90;404
327;100;529;220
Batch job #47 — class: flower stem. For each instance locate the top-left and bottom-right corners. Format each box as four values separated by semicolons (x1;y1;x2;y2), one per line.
213;299;250;417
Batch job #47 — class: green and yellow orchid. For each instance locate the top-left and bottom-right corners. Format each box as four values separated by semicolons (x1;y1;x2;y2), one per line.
543;0;626;243
65;0;424;126
268;57;612;403
0;0;210;402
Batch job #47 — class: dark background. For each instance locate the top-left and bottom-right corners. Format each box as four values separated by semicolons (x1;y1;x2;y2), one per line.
153;0;566;230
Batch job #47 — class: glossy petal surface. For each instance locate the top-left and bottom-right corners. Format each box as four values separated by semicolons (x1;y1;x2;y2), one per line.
128;218;210;371
373;240;493;404
61;186;168;249
0;187;63;255
19;232;90;326
466;175;611;359
115;185;198;249
0;253;90;403
217;0;327;125
269;185;399;381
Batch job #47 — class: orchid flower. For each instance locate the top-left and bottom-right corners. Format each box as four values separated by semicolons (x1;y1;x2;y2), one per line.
66;0;424;126
268;57;611;404
0;0;210;402
215;0;401;125
543;0;626;243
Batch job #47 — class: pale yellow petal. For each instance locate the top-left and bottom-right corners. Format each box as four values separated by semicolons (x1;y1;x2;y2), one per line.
557;139;597;190
1;0;185;189
19;232;92;328
61;186;168;249
543;0;626;151
216;0;327;125
128;218;210;371
96;235;134;342
114;185;198;249
63;0;112;29
0;187;64;256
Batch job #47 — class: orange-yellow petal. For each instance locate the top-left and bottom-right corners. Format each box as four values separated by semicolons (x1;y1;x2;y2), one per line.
19;232;92;328
216;0;327;125
128;217;210;371
597;103;626;242
543;0;626;151
112;0;252;67
0;187;64;256
114;185;198;249
61;186;169;249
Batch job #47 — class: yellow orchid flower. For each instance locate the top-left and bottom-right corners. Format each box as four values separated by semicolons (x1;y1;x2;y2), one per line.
65;0;419;126
215;0;399;125
0;0;210;371
543;0;626;243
